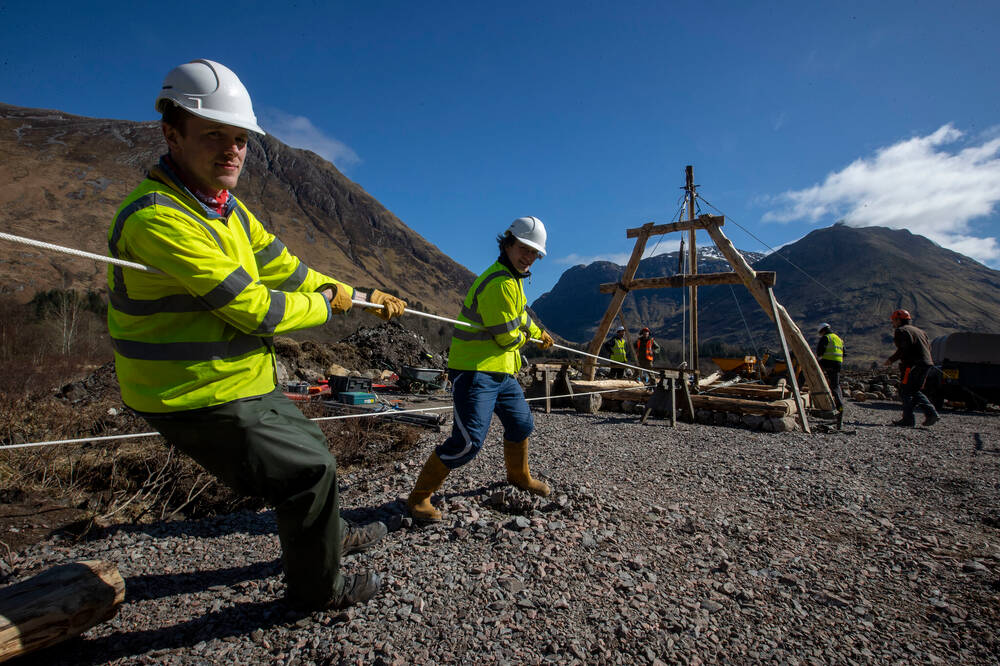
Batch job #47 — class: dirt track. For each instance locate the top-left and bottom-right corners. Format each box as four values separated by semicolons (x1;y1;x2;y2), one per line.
6;400;1000;665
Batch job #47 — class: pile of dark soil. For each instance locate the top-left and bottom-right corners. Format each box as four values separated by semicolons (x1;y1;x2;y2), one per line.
340;321;447;373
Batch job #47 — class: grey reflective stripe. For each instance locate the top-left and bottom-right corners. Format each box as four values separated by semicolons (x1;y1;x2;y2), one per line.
109;192;193;296
277;260;308;291
108;192;225;296
468;270;510;314
254;238;286;267
232;205;252;241
253;291;286;335
109;290;209;316
452;328;493;342
524;316;534;331
199;267;252;310
486;316;521;336
111;334;265;361
460;305;482;323
497;332;524;350
194;219;223;248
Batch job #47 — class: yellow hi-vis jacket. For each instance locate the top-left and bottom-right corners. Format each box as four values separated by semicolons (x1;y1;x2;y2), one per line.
107;163;352;413
608;337;628;362
820;333;844;363
448;260;542;374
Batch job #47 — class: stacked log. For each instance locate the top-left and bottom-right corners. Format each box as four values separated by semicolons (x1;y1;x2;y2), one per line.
0;560;124;662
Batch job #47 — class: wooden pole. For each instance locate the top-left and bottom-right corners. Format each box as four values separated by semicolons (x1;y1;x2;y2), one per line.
767;286;811;433
583;223;653;379
685;166;699;376
701;219;835;411
0;560;125;662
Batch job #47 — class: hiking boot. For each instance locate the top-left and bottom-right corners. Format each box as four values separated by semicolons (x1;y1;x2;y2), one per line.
329;571;381;608
288;571;382;611
342;520;387;555
922;413;940;427
890;419;915;427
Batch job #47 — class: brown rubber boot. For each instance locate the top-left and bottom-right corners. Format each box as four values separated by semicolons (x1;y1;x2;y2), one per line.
407;452;450;521
503;439;550;497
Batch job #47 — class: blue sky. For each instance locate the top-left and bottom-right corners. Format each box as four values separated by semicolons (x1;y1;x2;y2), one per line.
3;1;999;301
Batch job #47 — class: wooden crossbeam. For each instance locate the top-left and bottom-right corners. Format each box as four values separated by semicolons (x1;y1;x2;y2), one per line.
598;271;776;293
625;215;724;239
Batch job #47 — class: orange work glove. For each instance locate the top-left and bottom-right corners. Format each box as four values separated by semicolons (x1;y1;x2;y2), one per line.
536;330;554;350
325;285;353;314
367;289;407;320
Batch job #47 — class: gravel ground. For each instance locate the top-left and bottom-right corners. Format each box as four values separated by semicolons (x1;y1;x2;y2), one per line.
9;401;1000;665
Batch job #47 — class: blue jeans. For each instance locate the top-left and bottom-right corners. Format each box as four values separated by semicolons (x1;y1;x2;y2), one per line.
436;370;534;469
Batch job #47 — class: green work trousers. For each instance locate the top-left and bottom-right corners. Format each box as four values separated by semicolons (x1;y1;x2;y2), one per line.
144;388;343;609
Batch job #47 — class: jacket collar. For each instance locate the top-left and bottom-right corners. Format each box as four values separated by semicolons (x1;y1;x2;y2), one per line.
149;156;237;220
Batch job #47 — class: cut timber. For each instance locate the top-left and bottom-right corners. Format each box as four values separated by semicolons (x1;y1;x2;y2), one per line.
705;385;789;400
691;395;798;416
626;215;724;238
570;379;646;391
0;560;125;662
594;388;796;416
598;271;776;293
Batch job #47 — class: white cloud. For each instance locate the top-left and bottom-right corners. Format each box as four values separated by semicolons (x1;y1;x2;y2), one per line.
555;248;668;266
763;124;1000;265
259;108;361;170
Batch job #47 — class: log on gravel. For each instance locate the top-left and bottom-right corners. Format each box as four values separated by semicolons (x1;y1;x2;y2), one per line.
0;560;125;663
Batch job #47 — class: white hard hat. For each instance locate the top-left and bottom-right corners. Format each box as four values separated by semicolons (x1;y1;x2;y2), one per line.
617;326;625;332
156;59;265;135
818;323;831;333
506;216;547;257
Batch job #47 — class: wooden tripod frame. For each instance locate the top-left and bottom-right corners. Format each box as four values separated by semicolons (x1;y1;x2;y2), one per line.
582;213;836;421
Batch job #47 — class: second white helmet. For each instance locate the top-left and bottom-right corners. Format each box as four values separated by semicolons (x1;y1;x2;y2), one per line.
507;216;547;257
156;59;265;135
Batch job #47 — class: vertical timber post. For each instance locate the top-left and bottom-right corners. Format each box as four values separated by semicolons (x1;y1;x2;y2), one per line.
767;287;811;433
583;223;654;379
685;166;699;376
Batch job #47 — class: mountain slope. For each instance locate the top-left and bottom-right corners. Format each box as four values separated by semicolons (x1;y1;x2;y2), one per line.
695;224;1000;361
0;103;475;319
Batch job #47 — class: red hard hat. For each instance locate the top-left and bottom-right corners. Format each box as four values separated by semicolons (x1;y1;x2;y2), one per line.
640;327;650;334
890;309;911;324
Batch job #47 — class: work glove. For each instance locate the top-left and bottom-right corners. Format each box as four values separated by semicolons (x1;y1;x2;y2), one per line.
536;330;554;350
325;284;353;314
367;289;406;321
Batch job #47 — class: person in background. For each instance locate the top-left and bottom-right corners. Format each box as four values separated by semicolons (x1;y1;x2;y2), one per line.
816;323;845;429
884;309;939;427
603;326;629;378
634;326;661;383
406;217;555;522
107;59;407;611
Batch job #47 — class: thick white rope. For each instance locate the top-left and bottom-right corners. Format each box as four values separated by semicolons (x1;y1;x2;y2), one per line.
0;387;634;450
0;232;160;273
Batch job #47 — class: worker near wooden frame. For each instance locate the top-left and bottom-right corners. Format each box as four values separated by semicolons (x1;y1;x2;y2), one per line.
602;326;629;378
407;216;555;521
635;326;661;383
885;309;940;427
106;59;407;611
816;323;845;428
